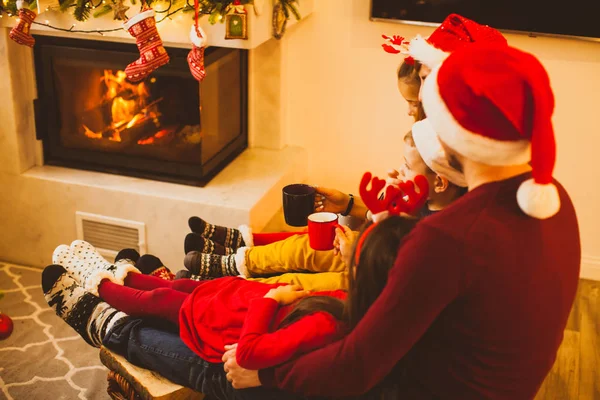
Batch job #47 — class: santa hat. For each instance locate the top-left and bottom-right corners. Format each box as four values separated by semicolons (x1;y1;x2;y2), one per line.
421;44;560;219
409;14;507;69
412;119;467;187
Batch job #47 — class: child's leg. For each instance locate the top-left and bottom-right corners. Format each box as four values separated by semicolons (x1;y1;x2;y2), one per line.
243;234;347;277
248;271;348;291
98;280;186;325
125;272;203;294
252;231;308;246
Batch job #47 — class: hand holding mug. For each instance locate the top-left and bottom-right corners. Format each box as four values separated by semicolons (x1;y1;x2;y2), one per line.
335;225;358;266
314;187;351;214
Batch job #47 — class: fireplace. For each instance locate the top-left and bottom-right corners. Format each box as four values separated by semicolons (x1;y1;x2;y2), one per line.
33;36;248;186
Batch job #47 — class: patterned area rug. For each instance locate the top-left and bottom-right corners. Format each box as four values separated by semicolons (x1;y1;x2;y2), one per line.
0;262;110;400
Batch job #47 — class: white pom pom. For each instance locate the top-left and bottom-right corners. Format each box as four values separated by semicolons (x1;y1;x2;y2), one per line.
516;179;561;219
408;35;449;69
16;0;26;9
190;25;207;48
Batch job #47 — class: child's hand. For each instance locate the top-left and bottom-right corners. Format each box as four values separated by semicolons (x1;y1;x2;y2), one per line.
264;285;310;305
335;225;359;266
386;169;402;187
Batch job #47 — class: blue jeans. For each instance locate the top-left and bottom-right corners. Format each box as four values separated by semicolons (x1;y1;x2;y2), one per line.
103;318;301;400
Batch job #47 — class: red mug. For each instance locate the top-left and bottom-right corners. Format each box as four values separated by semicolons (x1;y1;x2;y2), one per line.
308;212;340;251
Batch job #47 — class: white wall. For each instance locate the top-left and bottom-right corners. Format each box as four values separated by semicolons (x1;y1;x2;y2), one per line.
282;0;600;279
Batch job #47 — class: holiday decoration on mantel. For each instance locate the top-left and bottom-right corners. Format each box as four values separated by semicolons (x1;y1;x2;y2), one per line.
122;6;170;82
272;0;299;40
187;0;207;81
8;0;36;46
224;0;247;40
0;291;14;341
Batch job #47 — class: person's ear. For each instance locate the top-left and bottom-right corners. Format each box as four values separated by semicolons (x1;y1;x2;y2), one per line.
433;175;449;193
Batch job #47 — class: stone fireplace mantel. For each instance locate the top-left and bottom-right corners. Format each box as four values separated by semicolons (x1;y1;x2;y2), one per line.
0;16;307;270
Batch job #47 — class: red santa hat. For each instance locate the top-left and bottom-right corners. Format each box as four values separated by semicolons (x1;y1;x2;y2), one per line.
409;14;507;69
421;44;560;219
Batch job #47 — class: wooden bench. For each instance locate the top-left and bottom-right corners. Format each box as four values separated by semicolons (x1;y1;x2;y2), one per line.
99;346;205;400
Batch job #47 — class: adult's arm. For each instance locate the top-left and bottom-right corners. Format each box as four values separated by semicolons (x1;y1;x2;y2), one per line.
259;224;468;397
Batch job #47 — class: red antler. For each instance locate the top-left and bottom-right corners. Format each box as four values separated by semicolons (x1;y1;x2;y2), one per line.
381;34;415;64
359;172;429;217
388;175;429;215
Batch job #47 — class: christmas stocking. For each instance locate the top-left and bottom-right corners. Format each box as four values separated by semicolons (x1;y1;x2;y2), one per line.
9;1;36;48
188;25;207;82
123;9;169;83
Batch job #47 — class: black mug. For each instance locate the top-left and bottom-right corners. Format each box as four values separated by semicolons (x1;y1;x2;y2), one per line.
282;184;316;227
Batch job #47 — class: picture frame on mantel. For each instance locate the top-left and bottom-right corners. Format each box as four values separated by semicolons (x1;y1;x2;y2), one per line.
225;13;249;40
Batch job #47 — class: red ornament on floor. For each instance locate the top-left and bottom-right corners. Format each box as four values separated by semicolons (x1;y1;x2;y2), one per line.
0;313;14;340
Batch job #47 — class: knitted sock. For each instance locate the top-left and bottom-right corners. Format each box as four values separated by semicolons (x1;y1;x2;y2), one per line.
42;264;129;347
53;242;139;296
97;280;184;325
115;248;141;264
183;251;239;279
185;233;233;255
136;254;175;280
188;217;245;249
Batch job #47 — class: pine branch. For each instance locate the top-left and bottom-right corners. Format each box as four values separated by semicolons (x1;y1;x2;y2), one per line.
73;0;90;20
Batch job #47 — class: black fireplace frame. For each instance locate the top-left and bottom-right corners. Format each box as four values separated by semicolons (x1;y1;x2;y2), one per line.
33;35;248;186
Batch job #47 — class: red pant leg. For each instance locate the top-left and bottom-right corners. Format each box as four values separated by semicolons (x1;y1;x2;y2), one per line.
124;272;204;294
98;280;186;325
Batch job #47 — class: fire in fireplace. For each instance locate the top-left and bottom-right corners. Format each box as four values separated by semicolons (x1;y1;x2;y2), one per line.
34;36;248;186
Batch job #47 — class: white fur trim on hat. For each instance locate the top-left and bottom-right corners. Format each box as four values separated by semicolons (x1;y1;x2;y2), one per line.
123;9;155;30
421;66;532;166
238;225;253;248
516;178;560;219
408;35;449;69
16;0;26;10
412;119;468;187
190;25;207;48
234;247;249;278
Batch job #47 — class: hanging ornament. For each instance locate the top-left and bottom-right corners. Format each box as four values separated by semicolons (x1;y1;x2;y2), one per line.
0;312;13;341
9;0;36;47
272;2;287;40
224;1;248;40
188;0;207;82
122;6;170;82
112;0;130;21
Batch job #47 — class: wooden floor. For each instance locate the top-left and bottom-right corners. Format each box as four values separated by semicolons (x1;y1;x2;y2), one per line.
535;279;600;400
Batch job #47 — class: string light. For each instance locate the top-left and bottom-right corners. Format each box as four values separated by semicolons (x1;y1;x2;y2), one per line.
45;19;49;24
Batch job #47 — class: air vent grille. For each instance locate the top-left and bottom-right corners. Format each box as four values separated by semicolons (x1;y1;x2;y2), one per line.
75;212;146;258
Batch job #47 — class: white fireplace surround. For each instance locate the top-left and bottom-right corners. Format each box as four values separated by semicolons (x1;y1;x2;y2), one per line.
0;4;311;270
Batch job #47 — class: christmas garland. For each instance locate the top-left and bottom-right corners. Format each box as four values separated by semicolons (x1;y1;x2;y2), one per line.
0;0;297;23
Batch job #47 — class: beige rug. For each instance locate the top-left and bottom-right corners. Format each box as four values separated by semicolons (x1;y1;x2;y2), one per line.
0;262;110;400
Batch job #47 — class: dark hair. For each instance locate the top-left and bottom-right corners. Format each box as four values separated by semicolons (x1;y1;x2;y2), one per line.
278;295;346;329
397;61;426;122
345;216;418;329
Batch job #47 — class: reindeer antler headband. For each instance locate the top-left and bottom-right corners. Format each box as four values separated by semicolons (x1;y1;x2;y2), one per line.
381;34;415;65
354;172;429;265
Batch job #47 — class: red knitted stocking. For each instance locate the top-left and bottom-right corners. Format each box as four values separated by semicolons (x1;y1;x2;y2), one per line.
123;9;170;83
9;7;36;47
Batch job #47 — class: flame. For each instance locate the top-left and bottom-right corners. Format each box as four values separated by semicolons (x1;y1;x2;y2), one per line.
137;128;174;145
83;70;160;142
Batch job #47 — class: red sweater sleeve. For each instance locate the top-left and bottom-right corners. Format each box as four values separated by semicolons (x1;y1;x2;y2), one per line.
236;297;342;370
259;224;468;396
